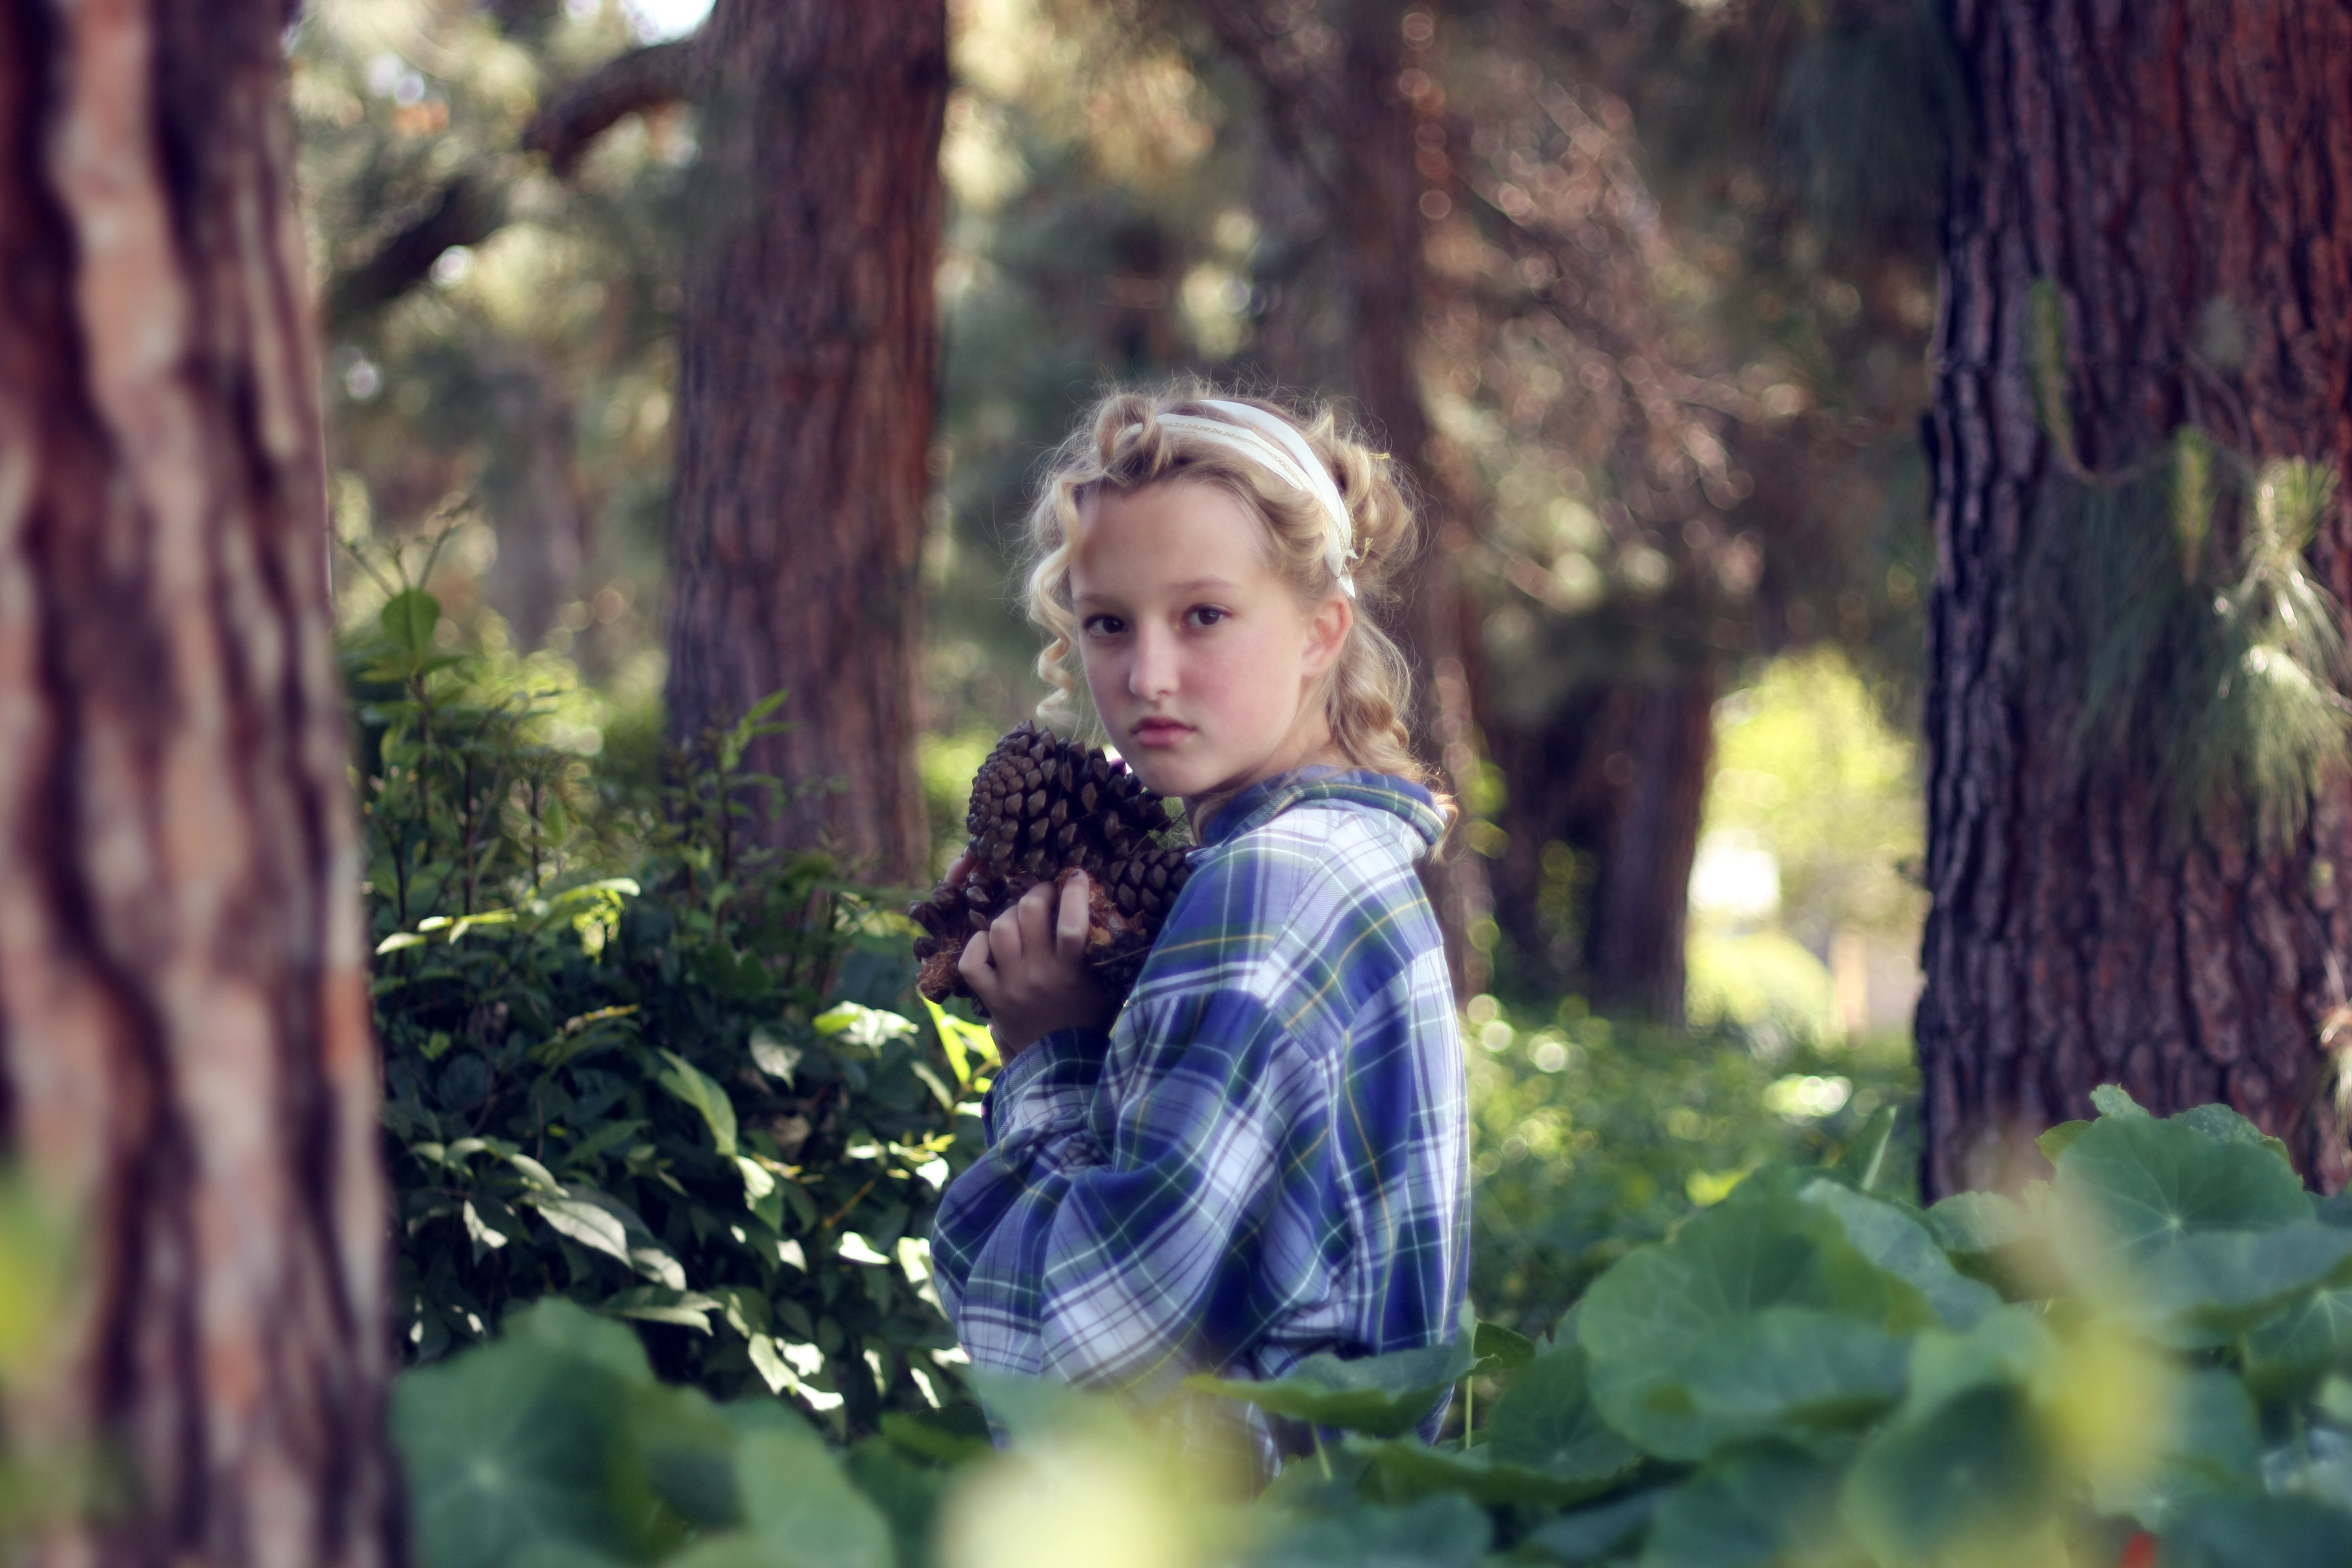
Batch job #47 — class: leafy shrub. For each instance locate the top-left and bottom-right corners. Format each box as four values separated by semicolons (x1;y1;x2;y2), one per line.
351;584;990;1433
1464;994;1917;1336
399;1090;2352;1566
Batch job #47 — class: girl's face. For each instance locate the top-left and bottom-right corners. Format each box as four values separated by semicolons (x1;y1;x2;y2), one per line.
1069;478;1352;809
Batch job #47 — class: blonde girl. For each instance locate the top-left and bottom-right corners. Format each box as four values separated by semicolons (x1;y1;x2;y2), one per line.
929;388;1469;1460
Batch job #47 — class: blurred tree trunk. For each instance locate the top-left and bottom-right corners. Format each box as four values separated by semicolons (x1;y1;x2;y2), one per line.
0;2;397;1565
1489;674;1714;1022
1195;0;1495;998
662;0;946;884
1921;0;2352;1195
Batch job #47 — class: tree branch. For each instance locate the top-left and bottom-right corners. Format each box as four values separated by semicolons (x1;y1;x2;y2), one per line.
324;175;504;333
321;38;702;333
522;37;699;176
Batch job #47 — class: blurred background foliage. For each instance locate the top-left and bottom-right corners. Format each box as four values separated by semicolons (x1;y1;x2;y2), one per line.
296;0;1935;1371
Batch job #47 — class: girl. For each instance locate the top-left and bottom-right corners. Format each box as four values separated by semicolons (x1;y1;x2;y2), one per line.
928;388;1468;1458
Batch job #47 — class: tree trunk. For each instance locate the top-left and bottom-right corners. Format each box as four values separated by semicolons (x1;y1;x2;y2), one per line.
1920;0;2352;1195
0;3;397;1565
1238;0;1496;998
1489;673;1715;1021
662;0;946;885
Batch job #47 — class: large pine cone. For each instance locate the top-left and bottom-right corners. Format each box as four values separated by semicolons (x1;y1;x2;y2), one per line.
909;721;1194;1007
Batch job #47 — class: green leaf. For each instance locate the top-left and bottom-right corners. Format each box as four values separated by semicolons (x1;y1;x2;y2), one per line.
2159;1495;2352;1568
2095;1222;2352;1347
1483;1344;1640;1485
1801;1179;2002;1330
658;1050;740;1158
2176;1102;2296;1169
1641;1442;1851;1568
1521;1488;1665;1564
1471;1318;1537;1373
1924;1191;2032;1256
1348;1435;1610;1507
2092;1083;2152;1119
813;1003;917;1050
2244;1282;2352;1395
1841;1381;2055;1565
1183;1335;1477;1439
1578;1194;1928;1460
1242;1493;1489;1568
2037;1119;2092;1163
879;1407;994;1466
2056;1110;2311;1250
1831;1102;1900;1191
391;1338;661;1568
2086;1368;2260;1530
602;1287;721;1333
381;588;442;652
499;1298;655;1384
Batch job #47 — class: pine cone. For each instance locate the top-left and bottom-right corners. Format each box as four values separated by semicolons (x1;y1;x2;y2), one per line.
908;721;1194;1008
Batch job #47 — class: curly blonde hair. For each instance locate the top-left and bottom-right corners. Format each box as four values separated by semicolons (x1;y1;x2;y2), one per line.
1021;384;1443;803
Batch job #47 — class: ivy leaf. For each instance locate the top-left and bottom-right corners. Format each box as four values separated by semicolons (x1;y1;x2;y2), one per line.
659;1050;739;1158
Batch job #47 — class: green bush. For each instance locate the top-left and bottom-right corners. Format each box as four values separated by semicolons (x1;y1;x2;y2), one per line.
352;584;988;1434
1464;994;1917;1338
394;1088;2352;1567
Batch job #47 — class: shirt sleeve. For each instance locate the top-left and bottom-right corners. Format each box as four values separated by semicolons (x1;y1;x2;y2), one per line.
930;981;1311;1398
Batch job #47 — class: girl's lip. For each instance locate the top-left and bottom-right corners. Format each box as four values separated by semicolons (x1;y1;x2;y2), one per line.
1130;718;1191;745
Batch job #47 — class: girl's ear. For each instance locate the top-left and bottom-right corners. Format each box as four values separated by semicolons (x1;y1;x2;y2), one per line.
1300;592;1354;678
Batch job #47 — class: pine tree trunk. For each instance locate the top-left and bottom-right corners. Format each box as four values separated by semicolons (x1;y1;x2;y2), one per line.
0;2;397;1564
1921;0;2352;1194
1327;2;1493;999
662;0;946;884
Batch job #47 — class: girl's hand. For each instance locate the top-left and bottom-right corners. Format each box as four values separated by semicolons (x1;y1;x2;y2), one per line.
960;872;1117;1059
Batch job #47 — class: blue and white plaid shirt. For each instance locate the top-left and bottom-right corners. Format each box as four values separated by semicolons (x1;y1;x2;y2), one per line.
931;769;1469;1419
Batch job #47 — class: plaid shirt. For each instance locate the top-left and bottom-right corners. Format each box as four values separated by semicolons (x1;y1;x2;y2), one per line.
931;769;1469;1415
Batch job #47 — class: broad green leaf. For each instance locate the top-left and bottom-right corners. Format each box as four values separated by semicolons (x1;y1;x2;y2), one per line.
381;588;442;652
813;1003;918;1050
1348;1436;1617;1508
2088;1223;2352;1346
1925;1190;2032;1256
1801;1179;2002;1330
1184;1335;1477;1439
738;1425;892;1568
2037;1119;2092;1163
2092;1084;2152;1119
391;1338;661;1568
2055;1112;2309;1250
2159;1495;2352;1568
2175;1102;2295;1168
500;1297;657;1383
2087;1369;2260;1530
1641;1442;1851;1568
1242;1493;1489;1568
1484;1345;1640;1485
531;1196;635;1267
963;1368;1141;1446
2244;1282;2352;1395
1579;1194;1929;1460
631;1382;745;1531
1522;1488;1665;1564
1472;1318;1537;1373
659;1050;739;1157
1841;1381;2055;1565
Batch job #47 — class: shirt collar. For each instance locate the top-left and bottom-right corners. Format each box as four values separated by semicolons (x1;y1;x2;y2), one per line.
1193;767;1447;852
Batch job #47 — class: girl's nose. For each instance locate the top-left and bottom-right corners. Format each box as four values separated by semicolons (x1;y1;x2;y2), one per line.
1130;624;1178;699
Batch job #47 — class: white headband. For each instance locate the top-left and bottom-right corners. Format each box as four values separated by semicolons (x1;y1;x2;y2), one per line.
1150;400;1358;597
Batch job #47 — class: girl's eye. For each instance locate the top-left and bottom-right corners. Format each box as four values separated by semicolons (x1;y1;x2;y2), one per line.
1186;606;1229;628
1082;614;1126;637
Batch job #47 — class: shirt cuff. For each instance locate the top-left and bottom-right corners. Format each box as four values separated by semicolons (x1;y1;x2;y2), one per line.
982;1026;1110;1146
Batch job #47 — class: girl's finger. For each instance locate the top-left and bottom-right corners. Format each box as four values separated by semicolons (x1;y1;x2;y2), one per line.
957;930;996;1000
1056;872;1091;960
945;852;976;889
988;901;1027;970
1014;880;1057;951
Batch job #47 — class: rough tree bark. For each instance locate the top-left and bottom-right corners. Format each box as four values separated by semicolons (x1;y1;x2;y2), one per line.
0;2;396;1565
1921;0;2352;1194
662;0;946;884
